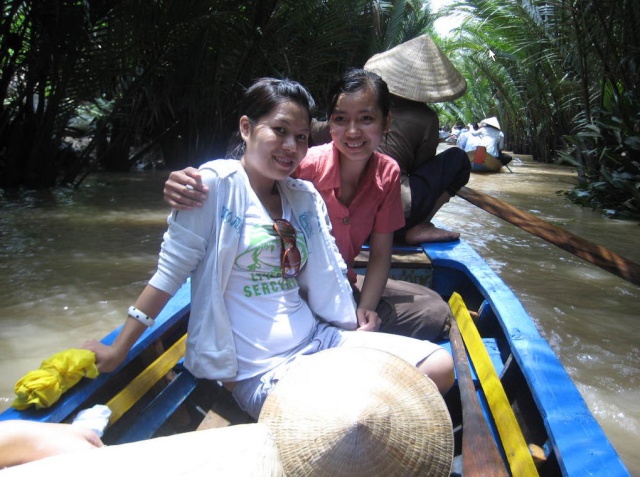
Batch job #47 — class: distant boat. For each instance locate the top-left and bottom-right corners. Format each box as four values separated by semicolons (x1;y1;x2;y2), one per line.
468;145;513;173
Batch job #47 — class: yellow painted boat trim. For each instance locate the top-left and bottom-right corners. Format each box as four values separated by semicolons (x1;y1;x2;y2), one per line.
106;334;187;425
449;292;538;476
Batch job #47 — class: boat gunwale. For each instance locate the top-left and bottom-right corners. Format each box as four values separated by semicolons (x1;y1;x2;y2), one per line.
423;240;630;476
0;284;192;424
0;240;630;475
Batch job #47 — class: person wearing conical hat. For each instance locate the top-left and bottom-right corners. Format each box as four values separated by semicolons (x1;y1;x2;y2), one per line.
474;116;504;157
467;116;512;169
164;36;470;244
362;34;471;243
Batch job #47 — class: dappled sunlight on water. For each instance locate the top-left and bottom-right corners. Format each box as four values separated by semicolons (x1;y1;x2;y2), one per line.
1;160;639;473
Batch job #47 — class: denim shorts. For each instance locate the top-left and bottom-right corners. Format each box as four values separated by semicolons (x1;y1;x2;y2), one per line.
231;321;444;419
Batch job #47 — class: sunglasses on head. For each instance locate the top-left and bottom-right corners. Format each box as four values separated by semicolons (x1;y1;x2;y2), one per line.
272;218;301;278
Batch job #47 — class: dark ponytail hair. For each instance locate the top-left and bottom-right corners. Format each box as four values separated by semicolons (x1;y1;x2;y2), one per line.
228;78;316;158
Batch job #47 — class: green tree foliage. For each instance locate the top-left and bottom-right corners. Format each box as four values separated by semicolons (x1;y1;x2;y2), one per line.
432;0;639;218
1;0;411;188
1;0;637;219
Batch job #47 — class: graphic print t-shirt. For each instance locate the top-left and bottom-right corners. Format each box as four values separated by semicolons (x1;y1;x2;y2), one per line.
224;191;313;380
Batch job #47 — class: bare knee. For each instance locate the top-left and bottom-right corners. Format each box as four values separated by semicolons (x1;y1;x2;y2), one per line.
418;348;455;395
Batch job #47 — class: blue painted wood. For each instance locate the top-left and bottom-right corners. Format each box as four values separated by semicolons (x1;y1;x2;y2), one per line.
0;281;192;424
440;338;504;386
113;369;198;444
423;240;630;476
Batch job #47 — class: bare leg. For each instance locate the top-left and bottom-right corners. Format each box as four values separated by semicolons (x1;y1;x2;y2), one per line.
417;348;455;394
404;192;460;244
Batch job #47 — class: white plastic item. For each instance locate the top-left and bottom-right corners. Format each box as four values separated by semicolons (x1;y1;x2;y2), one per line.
71;404;112;437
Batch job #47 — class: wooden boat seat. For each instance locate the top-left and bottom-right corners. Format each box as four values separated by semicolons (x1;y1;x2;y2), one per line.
196;393;255;431
355;245;434;287
355;244;432;268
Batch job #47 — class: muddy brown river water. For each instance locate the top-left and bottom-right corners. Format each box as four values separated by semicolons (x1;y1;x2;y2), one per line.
1;155;638;473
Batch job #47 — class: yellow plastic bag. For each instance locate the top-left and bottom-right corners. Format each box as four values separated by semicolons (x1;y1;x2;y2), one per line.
12;349;99;410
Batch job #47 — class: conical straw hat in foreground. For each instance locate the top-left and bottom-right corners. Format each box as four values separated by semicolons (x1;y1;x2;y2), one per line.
259;347;454;476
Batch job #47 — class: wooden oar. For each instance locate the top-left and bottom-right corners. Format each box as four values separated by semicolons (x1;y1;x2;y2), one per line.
457;186;640;287
448;308;509;476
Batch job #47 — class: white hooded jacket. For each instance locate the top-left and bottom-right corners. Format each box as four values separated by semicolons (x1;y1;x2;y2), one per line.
148;159;357;380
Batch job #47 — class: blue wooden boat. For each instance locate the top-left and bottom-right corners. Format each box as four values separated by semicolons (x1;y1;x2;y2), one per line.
0;239;630;476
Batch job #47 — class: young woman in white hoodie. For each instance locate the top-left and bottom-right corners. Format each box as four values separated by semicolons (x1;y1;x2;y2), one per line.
82;77;452;419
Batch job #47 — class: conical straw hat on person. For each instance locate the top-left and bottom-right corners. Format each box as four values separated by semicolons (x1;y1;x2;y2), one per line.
481;116;501;130
364;34;467;103
259;347;454;477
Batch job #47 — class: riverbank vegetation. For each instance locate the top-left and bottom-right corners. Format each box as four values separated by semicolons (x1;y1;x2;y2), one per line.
434;0;639;218
0;0;637;218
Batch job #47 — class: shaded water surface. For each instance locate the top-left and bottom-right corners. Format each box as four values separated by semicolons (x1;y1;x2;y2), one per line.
0;159;638;474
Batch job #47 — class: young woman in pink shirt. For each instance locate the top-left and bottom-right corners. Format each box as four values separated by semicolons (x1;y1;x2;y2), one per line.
163;69;452;344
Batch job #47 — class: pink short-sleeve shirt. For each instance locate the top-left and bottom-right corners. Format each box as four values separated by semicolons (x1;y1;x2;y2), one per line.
295;143;405;282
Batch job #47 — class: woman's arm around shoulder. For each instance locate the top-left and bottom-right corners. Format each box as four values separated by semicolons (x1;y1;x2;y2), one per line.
164;167;209;210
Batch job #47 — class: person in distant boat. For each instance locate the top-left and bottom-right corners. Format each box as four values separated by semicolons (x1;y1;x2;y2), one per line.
468;117;513;166
456;122;480;151
0;420;103;468
83;77;454;420
470;117;504;157
166;35;471;245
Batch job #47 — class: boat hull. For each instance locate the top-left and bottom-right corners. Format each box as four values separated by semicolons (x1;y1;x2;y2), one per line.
0;240;630;476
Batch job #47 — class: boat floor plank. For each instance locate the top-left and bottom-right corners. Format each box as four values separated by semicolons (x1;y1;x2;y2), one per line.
195;384;254;431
